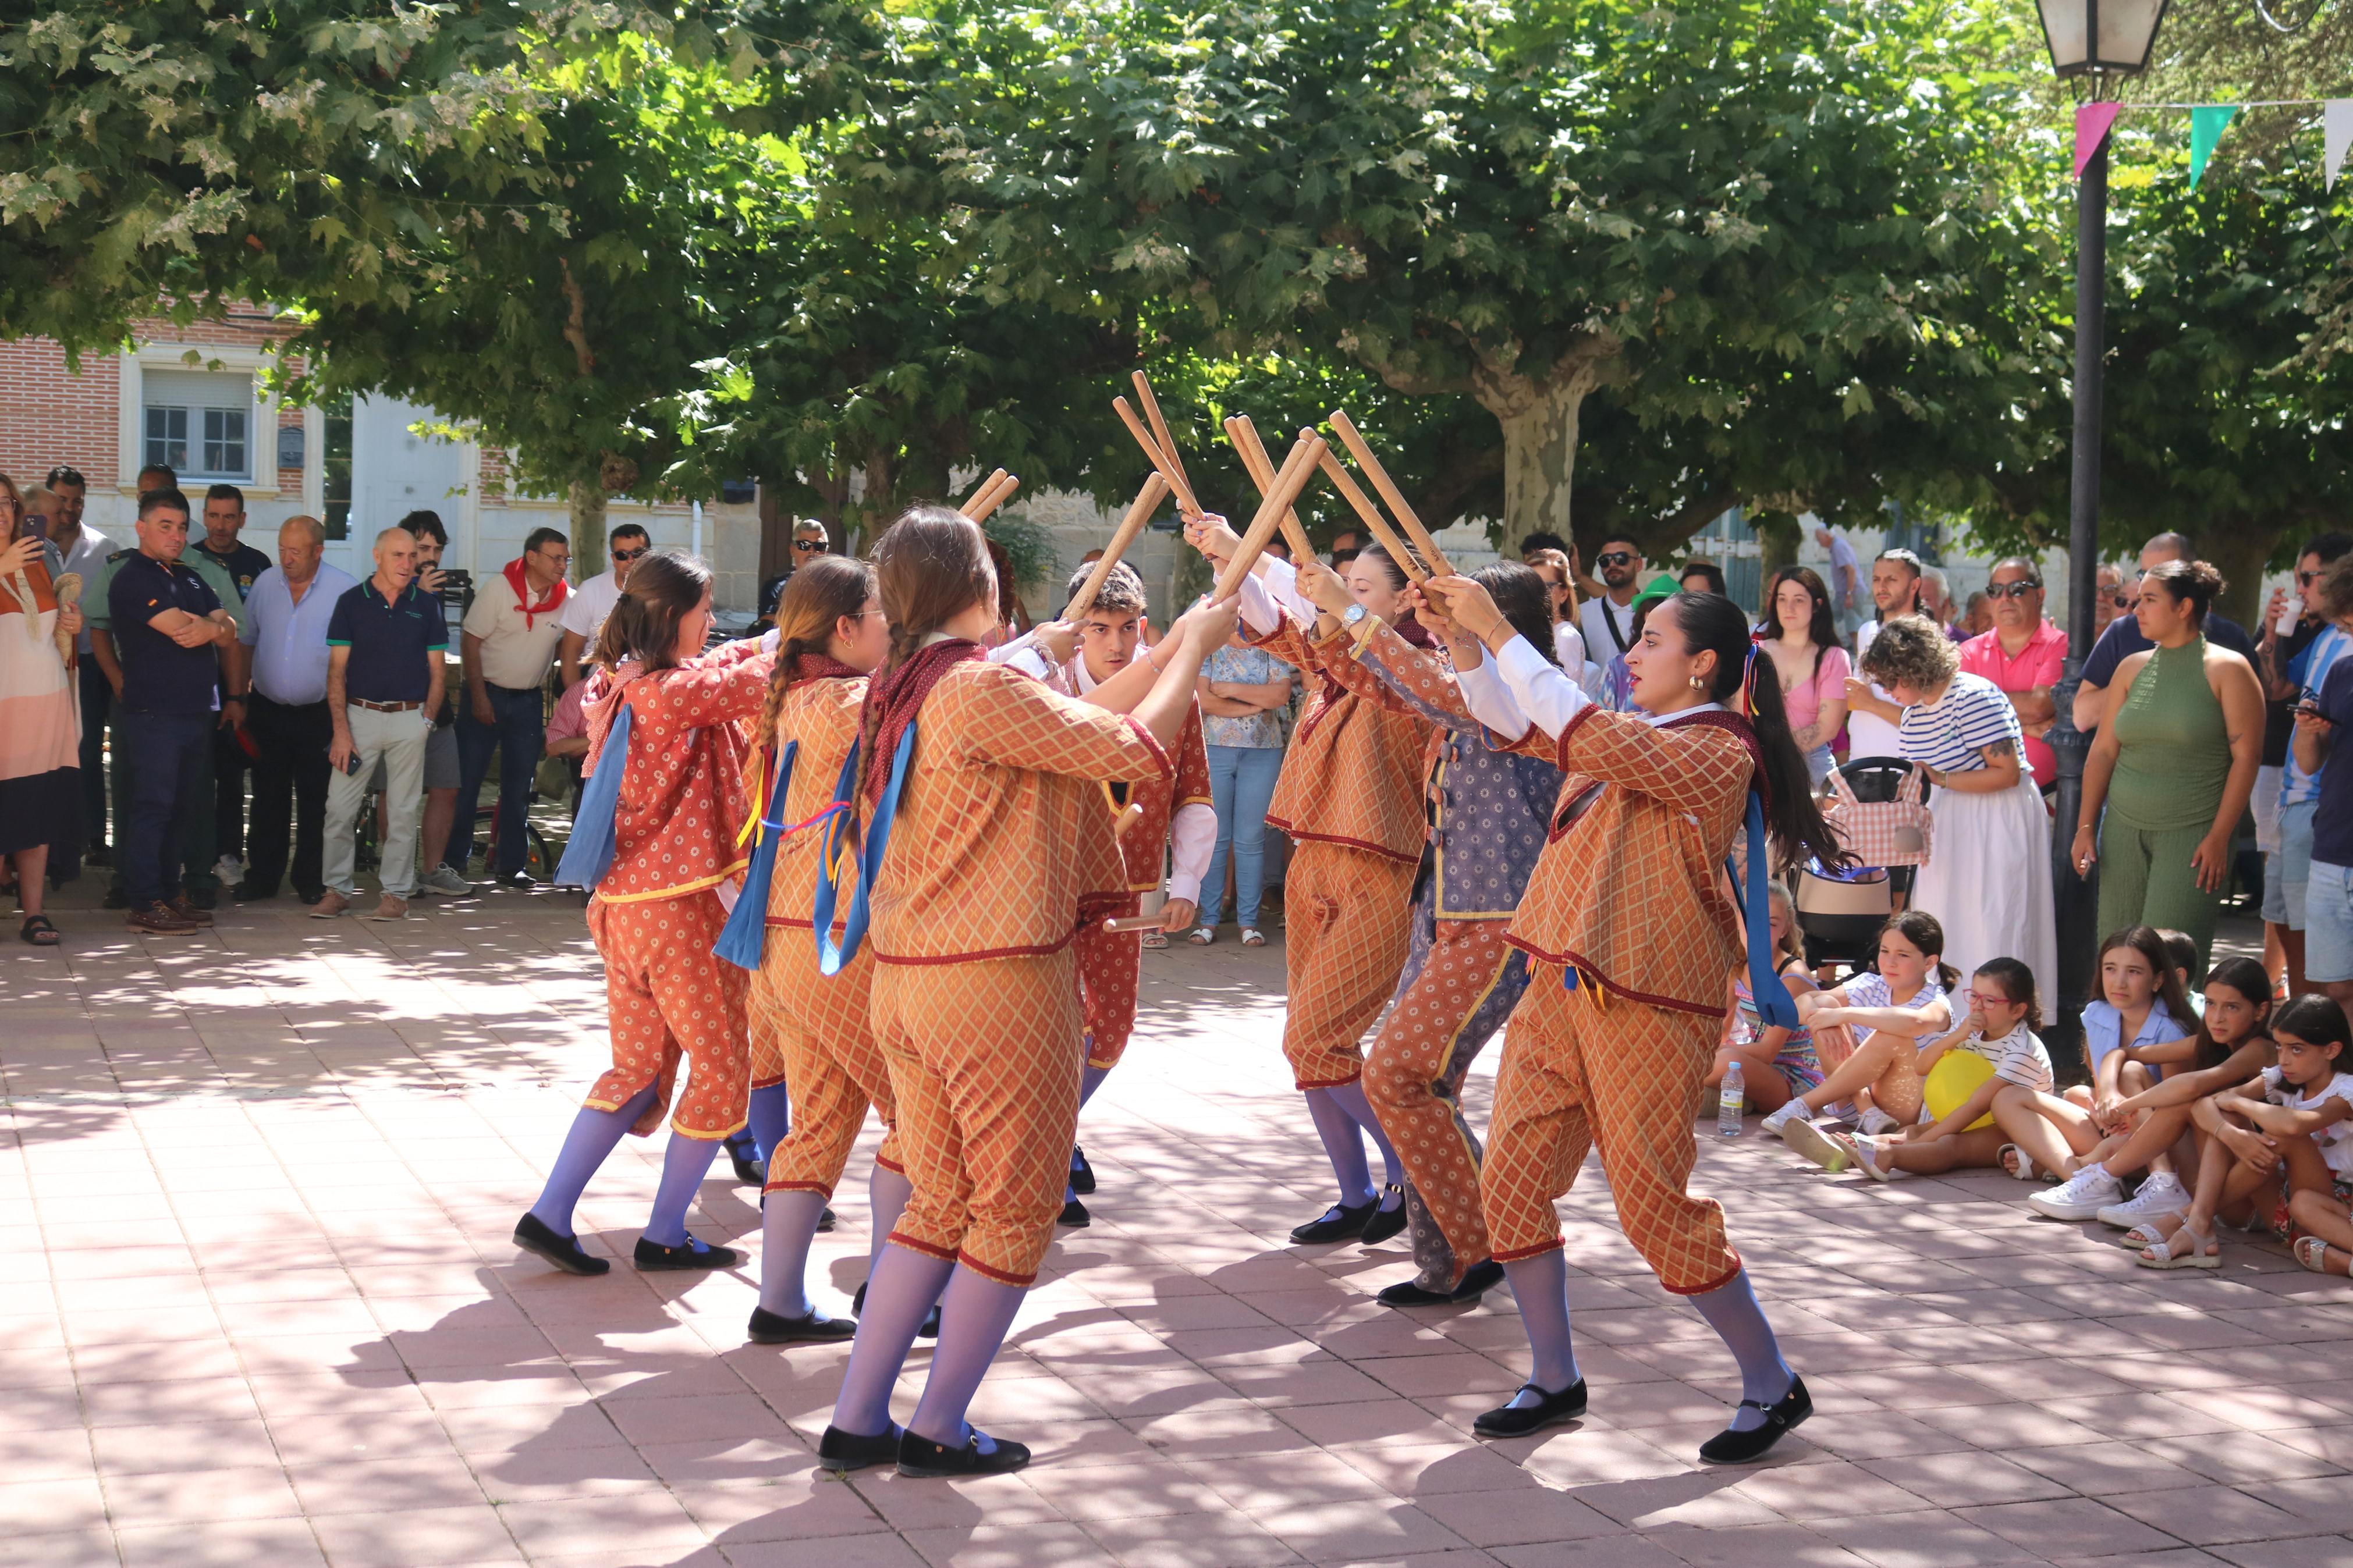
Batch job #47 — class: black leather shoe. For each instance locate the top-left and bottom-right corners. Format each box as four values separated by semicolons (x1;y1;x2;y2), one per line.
747;1305;857;1345
854;1281;942;1338
633;1236;744;1271
817;1423;901;1473
101;887;130;910
897;1428;1032;1478
1059;1197;1091;1228
513;1213;610;1276
1290;1199;1379;1245
500;870;537;891
1698;1374;1812;1464
231;881;273;903
1472;1379;1588;1439
1358;1186;1408;1246
1376;1258;1504;1309
725;1135;764;1186
1069;1144;1096;1195
818;1206;837;1233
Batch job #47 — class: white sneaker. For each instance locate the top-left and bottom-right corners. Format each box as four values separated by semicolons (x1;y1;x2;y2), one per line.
1858;1108;1904;1137
1781;1117;1854;1174
2028;1164;2124;1221
1759;1101;1807;1139
420;865;474;897
214;855;245;886
2096;1172;2191;1229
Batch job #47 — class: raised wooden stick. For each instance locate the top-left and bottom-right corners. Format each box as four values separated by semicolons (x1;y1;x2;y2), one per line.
1131;371;1196;511
959;467;1007;515
1326;410;1453;575
1212;432;1324;603
1063;472;1170;619
1312;449;1428;585
1223;416;1318;565
1113;397;1201;517
961;471;1020;525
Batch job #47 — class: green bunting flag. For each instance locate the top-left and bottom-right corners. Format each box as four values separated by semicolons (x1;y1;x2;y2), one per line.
2188;105;2238;190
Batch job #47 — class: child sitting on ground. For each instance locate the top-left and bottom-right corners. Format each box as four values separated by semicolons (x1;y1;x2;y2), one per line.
1705;880;1820;1117
1761;911;1955;1168
1819;958;2053;1181
2137;995;2353;1270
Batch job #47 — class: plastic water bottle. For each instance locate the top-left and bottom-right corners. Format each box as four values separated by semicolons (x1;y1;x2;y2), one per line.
1718;1061;1745;1137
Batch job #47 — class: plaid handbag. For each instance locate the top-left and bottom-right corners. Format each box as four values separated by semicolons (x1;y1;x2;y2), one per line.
1823;762;1933;867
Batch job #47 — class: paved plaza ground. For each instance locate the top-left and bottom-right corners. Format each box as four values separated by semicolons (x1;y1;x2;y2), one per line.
2;883;2351;1568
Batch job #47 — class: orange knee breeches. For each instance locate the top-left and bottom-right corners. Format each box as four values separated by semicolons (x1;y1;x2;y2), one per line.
871;951;1082;1288
1073;919;1141;1072
751;933;901;1197
1281;844;1417;1090
1481;968;1741;1296
585;893;751;1140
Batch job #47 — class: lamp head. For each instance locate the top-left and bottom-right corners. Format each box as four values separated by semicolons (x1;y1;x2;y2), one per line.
2038;0;2167;77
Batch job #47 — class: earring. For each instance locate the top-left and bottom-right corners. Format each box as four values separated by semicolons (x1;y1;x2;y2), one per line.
1689;675;1706;691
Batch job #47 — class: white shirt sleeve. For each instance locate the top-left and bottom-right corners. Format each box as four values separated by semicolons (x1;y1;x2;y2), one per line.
1451;644;1532;742
1167;802;1216;905
1236;568;1298;638
988;631;1057;682
1495;633;1593;739
558;586;598;637
1257;556;1320;624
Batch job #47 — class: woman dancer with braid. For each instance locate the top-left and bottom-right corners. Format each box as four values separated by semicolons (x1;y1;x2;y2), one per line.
1287;557;1564;1307
1422;577;1846;1463
818;508;1234;1478
1186;520;1432;1246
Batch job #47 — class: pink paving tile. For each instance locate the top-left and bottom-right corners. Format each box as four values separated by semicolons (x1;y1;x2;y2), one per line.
308;1505;527;1567
2205;1539;2353;1567
492;1492;711;1558
1279;1398;1467;1450
2139;1431;2350;1485
1080;1506;1308;1568
101;1464;303;1526
670;1478;891;1542
0;1526;123;1566
78;1374;261;1428
285;1453;492;1516
1642;1520;1876;1567
114;1517;328;1568
715;1539;926;1568
0;1474;108;1536
2110;1486;2323;1548
898;1522;1113;1568
88;1416;278;1476
1808;1509;2045;1568
2240;1479;2353;1533
1957;1498;2187;1558
1412;1485;1623;1547
1248;1498;1474;1561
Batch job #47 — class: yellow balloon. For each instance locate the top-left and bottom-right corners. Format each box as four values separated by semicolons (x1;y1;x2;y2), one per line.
1925;1049;1997;1131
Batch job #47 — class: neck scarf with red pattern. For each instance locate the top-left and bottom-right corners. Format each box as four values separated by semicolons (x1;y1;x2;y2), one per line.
857;638;982;803
504;557;568;629
790;650;864;686
1316;609;1432;710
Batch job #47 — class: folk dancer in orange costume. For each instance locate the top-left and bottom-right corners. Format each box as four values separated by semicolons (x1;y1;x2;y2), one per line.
1286;555;1565;1308
513;553;778;1277
1002;560;1215;1224
1187;520;1434;1247
818;509;1236;1479
1424;578;1847;1463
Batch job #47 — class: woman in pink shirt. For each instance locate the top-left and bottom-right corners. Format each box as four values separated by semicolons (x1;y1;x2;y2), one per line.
1756;568;1852;784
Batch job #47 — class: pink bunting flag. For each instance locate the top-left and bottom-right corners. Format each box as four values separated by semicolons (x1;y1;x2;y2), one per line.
2074;103;2124;179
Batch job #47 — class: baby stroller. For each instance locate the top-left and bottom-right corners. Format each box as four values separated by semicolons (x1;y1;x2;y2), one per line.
1794;756;1930;973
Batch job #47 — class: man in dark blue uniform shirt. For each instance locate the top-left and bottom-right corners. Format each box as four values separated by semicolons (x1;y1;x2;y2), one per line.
107;489;237;935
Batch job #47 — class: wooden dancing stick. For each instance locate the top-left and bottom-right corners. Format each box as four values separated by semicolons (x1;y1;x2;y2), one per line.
960;470;1020;524
1325;409;1453;576
1130;371;1197;512
1113;397;1201;517
1311;447;1428;585
959;467;1007;515
1211;431;1325;604
1063;472;1171;620
1222;416;1319;566
1101;912;1164;932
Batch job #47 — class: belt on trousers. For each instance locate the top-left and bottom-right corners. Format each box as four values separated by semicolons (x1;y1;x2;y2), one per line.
349;699;423;713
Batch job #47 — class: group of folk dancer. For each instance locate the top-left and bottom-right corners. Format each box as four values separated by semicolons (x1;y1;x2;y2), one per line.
503;443;1851;1481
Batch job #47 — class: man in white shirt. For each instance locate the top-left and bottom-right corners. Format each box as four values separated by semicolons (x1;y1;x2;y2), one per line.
454;527;569;888
557;523;651;688
233;516;356;904
1848;548;1928;765
1577;534;1645;666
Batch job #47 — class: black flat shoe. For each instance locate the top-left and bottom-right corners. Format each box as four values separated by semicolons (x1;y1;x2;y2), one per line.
1358;1185;1407;1246
1069;1145;1096;1195
726;1142;764;1186
1376;1258;1504;1309
1472;1379;1588;1439
817;1423;901;1473
633;1236;744;1271
1698;1374;1812;1464
747;1305;857;1345
818;1206;837;1233
1290;1198;1379;1245
854;1280;943;1338
897;1428;1032;1478
1059;1197;1091;1227
513;1213;609;1275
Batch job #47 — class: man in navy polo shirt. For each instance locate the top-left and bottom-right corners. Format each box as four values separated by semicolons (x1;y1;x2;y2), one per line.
314;527;447;921
107;489;237;935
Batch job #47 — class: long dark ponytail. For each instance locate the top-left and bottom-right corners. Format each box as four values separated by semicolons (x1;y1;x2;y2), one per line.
1663;590;1846;872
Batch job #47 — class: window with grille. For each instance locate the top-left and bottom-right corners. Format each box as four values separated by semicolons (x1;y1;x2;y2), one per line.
141;369;254;482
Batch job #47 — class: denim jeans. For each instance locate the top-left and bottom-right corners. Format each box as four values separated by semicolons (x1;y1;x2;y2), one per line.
453;683;546;876
1204;744;1283;927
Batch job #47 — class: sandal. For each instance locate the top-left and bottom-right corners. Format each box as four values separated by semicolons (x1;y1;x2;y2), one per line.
1187;927;1217;946
1141;930;1169;950
2295;1236;2345;1276
19;914;58;947
2121;1215;2183;1250
1240;927;1266;947
2137;1222;2219;1270
1999;1144;2039;1182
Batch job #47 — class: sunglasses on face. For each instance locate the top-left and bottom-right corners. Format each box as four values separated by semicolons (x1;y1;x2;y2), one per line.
1597;552;1635;568
793;539;828;553
2110;593;2132;609
612;546;649;562
2299;570;2324;586
1985;581;2040;599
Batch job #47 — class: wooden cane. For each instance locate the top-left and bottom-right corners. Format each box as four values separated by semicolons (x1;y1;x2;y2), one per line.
961;471;1020;525
1113;398;1201;517
1223;417;1319;567
1211;432;1325;604
1130;371;1197;513
1326;410;1453;576
1312;449;1429;585
1063;472;1171;620
1101;912;1164;933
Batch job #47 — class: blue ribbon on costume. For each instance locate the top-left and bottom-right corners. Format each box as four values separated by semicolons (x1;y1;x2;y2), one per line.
712;739;797;971
811;723;915;976
552;703;631;891
1729;789;1798;1029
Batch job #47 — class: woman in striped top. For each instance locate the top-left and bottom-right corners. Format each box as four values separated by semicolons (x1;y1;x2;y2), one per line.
1850;615;2056;995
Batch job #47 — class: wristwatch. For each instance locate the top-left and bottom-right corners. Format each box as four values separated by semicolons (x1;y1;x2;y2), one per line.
1342;604;1368;627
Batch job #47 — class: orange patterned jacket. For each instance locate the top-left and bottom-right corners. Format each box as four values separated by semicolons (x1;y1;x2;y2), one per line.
756;671;864;931
1499;706;1763;1016
584;637;777;903
1253;616;1433;866
869;660;1173;964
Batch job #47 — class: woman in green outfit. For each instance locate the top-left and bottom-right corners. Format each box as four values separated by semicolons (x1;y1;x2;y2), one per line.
2072;560;2265;968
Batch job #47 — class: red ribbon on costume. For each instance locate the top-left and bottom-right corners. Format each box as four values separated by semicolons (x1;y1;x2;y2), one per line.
856;638;982;803
504;557;569;629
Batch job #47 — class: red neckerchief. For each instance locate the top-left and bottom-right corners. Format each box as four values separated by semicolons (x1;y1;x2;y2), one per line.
857;639;982;803
791;651;864;687
505;557;568;629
